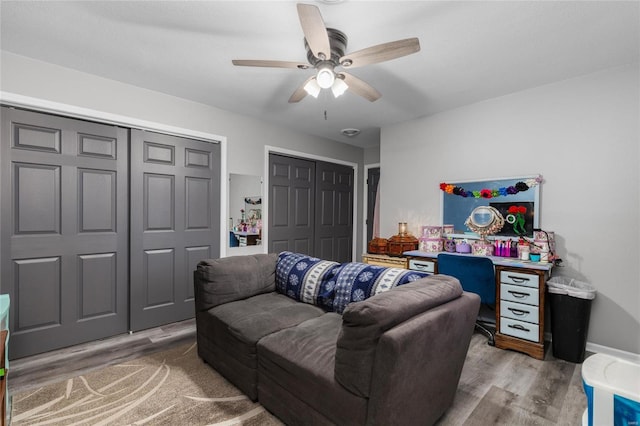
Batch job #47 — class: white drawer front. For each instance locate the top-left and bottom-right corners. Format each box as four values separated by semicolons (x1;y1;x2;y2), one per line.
500;300;539;324
500;270;539;288
409;259;435;273
500;317;540;342
500;283;539;306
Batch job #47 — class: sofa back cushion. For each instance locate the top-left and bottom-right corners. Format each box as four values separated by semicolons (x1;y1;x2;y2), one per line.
334;275;463;397
195;253;278;311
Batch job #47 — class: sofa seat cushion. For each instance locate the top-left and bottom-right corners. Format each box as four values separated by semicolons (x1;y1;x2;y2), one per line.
210;292;326;363
258;313;368;426
335;275;464;397
202;292;325;398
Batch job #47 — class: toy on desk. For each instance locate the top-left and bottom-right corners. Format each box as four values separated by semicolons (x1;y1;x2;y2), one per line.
455;240;472;253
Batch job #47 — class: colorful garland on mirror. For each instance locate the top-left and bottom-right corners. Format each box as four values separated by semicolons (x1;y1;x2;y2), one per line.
440;176;542;198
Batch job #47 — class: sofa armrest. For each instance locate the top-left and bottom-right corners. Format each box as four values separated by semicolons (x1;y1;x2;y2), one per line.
194;253;278;312
335;275;464;397
366;292;480;426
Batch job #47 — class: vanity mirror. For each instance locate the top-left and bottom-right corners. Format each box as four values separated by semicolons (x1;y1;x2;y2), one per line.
465;206;505;241
228;173;262;247
441;175;541;238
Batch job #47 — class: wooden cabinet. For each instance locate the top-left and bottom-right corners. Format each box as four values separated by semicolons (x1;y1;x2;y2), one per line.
494;266;548;360
362;253;408;269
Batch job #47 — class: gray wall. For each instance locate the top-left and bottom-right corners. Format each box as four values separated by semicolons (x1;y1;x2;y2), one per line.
1;52;366;259
380;64;640;356
364;145;381;166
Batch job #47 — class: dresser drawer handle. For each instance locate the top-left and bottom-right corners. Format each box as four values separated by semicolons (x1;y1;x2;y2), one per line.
508;323;530;332
508;275;531;283
507;290;529;298
508;307;529;316
413;262;431;269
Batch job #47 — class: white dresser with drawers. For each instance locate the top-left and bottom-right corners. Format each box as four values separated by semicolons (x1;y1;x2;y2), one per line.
494;265;550;360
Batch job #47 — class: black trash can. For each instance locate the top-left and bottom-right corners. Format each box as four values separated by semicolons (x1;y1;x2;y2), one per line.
547;277;596;363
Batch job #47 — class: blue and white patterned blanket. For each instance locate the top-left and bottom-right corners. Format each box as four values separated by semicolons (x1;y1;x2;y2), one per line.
276;251;430;314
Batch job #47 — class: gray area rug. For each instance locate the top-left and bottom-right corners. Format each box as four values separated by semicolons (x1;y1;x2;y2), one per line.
11;342;283;425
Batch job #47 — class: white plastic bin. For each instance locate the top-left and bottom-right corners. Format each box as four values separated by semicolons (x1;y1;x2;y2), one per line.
581;353;640;426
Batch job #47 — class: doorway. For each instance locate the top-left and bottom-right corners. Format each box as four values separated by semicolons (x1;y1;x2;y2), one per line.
366;166;380;244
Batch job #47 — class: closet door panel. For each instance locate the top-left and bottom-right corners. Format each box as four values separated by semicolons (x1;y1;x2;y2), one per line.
130;130;220;331
268;154;315;256
268;154;354;262
1;107;129;359
314;161;354;263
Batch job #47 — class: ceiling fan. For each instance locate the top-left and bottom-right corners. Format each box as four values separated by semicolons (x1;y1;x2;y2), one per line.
232;3;421;103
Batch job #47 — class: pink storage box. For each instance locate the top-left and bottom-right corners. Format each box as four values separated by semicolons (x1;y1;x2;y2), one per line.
421;226;443;239
472;241;494;256
419;238;443;253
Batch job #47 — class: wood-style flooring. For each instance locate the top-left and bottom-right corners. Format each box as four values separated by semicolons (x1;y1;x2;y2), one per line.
8;320;587;425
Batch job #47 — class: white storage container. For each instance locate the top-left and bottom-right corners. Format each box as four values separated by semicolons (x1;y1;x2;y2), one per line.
581;353;640;426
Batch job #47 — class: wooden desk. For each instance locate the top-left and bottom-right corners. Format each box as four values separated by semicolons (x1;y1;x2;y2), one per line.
404;250;552;360
233;231;260;247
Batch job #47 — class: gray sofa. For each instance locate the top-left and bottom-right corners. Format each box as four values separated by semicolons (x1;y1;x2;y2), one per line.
194;253;480;425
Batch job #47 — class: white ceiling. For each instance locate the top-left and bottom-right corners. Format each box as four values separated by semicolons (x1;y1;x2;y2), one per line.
1;1;638;148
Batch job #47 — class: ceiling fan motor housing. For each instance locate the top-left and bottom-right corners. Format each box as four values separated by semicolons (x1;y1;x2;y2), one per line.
305;28;347;67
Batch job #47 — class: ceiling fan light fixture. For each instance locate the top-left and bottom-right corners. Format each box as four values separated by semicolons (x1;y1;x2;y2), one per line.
304;78;321;98
331;78;348;97
316;65;335;89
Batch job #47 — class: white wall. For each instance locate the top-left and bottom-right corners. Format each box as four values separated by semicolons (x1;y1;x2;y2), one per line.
1;52;366;258
380;64;640;356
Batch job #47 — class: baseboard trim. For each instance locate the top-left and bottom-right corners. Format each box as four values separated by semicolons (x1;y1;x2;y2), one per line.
585;342;640;363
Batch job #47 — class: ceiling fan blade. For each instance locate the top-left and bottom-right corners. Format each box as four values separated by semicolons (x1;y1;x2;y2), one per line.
297;3;331;60
340;73;381;102
288;76;314;103
340;38;420;69
232;59;310;69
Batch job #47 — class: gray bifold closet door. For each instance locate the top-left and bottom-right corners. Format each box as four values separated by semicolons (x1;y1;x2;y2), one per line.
0;107;129;359
268;153;353;263
314;160;353;263
129;130;220;332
